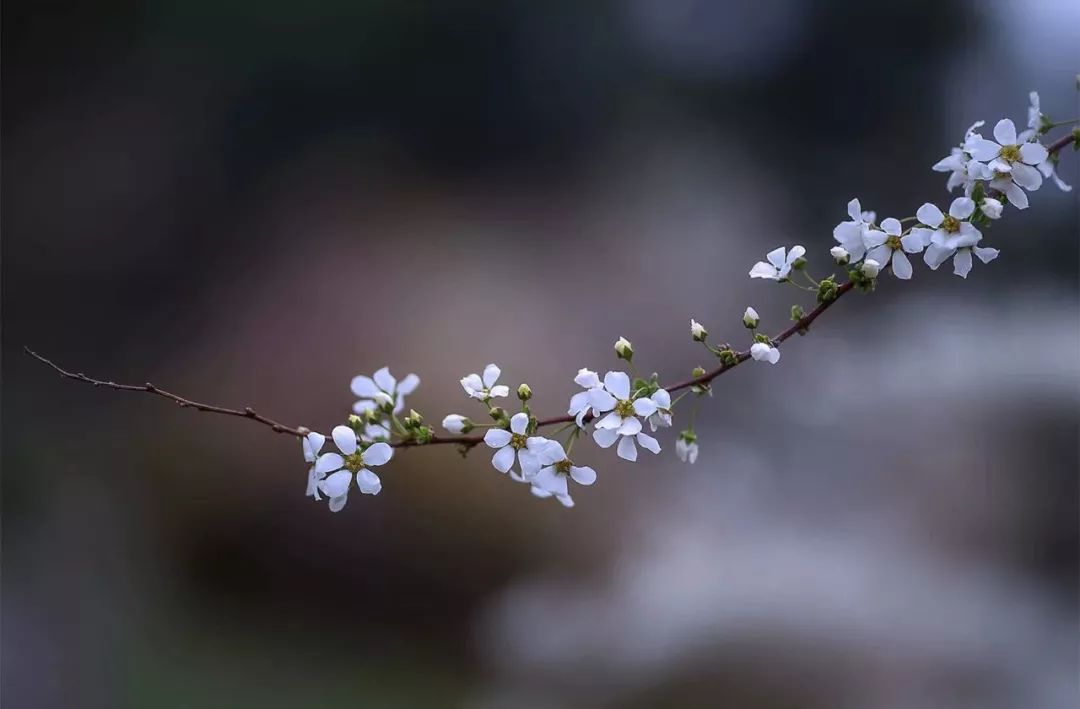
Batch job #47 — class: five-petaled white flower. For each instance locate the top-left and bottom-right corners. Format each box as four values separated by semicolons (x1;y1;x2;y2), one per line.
351;367;420;415
484;412;543;475
314;426;394;512
750;342;780;364
967;119;1048;206
932;120;988;195
832;198;876;262
916;198;982;252
568;368;604;427
749;245;806;280
529;439;597;500
863;218;927;280
589;371;661;461
461;363;510;401
303;431;327;500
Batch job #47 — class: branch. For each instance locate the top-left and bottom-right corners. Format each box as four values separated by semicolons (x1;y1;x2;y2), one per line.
23;347;307;437
24;120;1076;451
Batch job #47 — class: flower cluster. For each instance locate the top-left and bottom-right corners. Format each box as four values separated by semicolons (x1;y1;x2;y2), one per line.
293;89;1075;514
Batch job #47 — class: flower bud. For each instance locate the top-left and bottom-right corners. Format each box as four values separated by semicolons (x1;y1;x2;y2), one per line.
691;366;706;378
403;409;424;428
830;246;850;265
517;383;533;401
488;406;508;424
790;304;805;321
717;348;739;367
981;198;1003;220
742;307;759;329
347;414;365;432
614;336;634;361
442;414;471;434
373;391;395;411
792;256;808;270
690;319;708;342
817;276;839;303
860;259;881;278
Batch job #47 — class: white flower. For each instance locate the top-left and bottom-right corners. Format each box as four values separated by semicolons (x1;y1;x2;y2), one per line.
916;198;982;251
749;245;806;280
980;198;1003;220
442;414;469;434
933;121;988;194
567;368;602;426
314;426;394;512
484;412;544;475
860;259;881;278
461;364;510;400
924;243;1000;279
863;218;926;280
690;319;708;341
636;388;673;432
675;437;699;464
351;367;420;415
830;246;850;265
967;119;1048;199
750;341;780;364
832;199;876;262
302;432;327;500
742;307;759;329
529;439;597;499
589;371;661;462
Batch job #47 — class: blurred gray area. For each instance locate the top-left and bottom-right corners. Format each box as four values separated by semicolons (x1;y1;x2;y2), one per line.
3;1;1078;707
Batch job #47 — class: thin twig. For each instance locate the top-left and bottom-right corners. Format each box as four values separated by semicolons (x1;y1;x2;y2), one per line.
24;131;1075;450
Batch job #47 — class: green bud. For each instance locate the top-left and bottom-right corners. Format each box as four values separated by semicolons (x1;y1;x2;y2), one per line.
691;366;706;378
790;304;805;322
792;257;808;270
817;276;839;304
742;307;759;329
347;414;365;432
412;426;434;444
614;336;634;361
403;409;424;429
690;319;708;342
678;429;697;444
517;383;532;401
488;406;508;425
717;348;739;367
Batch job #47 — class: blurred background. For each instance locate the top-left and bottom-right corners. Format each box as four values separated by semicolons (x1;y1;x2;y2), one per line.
3;1;1078;707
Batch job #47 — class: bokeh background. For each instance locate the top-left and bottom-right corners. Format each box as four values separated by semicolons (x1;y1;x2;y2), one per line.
3;1;1079;707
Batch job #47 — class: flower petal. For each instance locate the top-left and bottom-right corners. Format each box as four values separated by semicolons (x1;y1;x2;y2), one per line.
362;442;393;466
482;363;501;388
616;436;638;462
589;388;617;413
509;412;530;435
633;398;658;417
570;466;597;486
973;246;1000;264
1010;163;1043;190
332;425;358;455
488;385;510;398
916;203;944;228
484;429;512;448
863;229;888;249
373;367;395;392
491;445;515;473
460;373;483;395
350;376;379;398
617;417;643;436
993;118;1016;146
319;470;353;498
603;371;631;400
901;231;929;253
592;427;619;448
314;452;344;474
356;468;382;494
891;250;913;280
595;412;623;430
749;262;779;279
866;244;892;266
636;433;661;455
765;247;786;269
574;368;600;389
327;494;348;513
949;197;975;220
881;218;902;236
397;374;420;395
952;249;973;278
966;138;1001;162
1019;142;1048;166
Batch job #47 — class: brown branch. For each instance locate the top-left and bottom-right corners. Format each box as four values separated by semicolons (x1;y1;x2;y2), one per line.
25;128;1075;451
23;347;307;437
